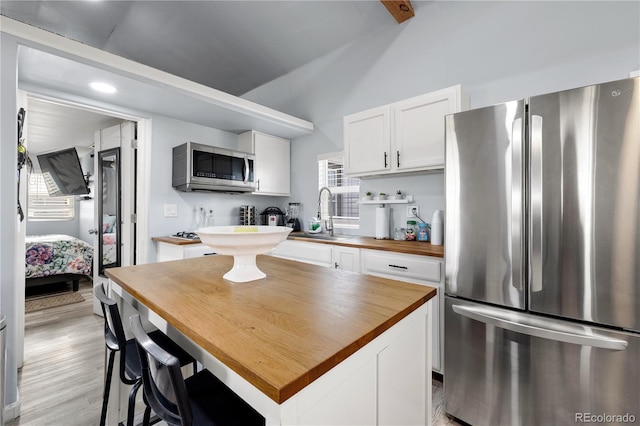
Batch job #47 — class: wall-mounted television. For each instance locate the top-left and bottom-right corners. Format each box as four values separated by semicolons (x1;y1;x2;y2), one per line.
37;147;90;196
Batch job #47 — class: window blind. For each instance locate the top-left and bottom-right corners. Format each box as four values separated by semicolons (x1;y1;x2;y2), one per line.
28;172;75;220
318;154;360;229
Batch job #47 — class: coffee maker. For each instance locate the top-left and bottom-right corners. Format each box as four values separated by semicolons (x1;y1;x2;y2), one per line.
286;202;301;231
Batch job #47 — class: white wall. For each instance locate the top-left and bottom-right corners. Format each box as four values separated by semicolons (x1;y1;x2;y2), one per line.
144;116;287;260
25;213;80;237
0;31;21;413
0;36;287;416
242;0;640;236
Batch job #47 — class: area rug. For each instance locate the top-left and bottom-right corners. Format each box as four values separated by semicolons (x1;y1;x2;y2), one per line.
25;292;85;313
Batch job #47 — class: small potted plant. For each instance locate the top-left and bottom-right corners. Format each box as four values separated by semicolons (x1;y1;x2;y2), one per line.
396;190;404;200
364;191;373;201
378;192;387;201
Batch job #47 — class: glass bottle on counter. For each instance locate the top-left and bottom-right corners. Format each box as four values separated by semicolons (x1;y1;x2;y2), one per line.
405;220;417;241
205;209;215;227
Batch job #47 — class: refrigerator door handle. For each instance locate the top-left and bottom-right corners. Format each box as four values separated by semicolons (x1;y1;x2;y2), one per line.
452;304;628;351
511;117;524;292
530;115;543;292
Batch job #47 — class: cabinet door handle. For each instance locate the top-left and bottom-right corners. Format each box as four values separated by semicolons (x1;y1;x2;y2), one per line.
256;179;260;191
335;262;339;269
384;152;388;168
397;150;400;168
388;264;408;270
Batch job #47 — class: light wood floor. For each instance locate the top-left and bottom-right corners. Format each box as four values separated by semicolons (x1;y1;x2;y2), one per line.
8;280;104;425
9;279;460;426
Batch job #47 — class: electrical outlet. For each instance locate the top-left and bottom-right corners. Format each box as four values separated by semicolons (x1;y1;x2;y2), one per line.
406;206;419;218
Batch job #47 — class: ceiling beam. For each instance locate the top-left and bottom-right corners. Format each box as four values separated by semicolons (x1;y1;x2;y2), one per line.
380;0;415;24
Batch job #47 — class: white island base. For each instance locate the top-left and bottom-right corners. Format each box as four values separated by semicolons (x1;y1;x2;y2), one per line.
108;283;433;425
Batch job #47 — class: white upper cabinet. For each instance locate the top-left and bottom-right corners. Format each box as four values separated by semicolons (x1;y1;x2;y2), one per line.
344;85;468;177
344;106;391;176
238;130;291;196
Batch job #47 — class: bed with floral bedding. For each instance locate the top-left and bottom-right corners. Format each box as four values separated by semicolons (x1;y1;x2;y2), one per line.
25;234;94;291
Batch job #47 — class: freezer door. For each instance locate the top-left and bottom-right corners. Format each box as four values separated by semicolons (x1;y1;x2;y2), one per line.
529;77;640;332
445;297;639;426
445;101;526;309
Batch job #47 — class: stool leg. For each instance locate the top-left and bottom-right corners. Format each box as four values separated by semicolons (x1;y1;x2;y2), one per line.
143;405;152;426
100;350;116;426
126;379;142;426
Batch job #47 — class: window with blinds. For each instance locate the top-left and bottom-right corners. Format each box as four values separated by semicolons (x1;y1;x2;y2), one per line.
28;172;75;220
318;153;360;229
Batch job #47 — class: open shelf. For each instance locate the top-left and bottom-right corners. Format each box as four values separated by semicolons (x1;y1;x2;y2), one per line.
359;199;409;205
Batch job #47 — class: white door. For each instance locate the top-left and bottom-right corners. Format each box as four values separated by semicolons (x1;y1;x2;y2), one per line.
92;121;136;314
344;106;391;176
393;91;454;171
332;246;361;272
254;132;290;195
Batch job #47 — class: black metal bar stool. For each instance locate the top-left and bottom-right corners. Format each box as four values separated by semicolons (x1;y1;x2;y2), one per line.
130;314;265;426
95;285;197;426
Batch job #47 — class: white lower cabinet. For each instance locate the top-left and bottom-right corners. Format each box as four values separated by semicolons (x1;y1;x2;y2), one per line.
292;303;430;425
332;246;361;272
156;242;216;262
361;249;444;373
269;240;333;267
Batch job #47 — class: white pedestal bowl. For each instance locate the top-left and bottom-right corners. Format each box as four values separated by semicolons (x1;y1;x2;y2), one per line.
196;226;292;282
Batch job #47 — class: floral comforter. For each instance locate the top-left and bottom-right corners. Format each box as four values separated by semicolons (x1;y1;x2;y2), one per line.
102;233;117;265
25;234;93;279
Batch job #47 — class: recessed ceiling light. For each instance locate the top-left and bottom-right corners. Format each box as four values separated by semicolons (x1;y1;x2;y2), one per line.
90;82;116;94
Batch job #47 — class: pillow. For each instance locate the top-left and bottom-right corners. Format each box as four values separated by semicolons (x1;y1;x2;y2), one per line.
102;215;116;234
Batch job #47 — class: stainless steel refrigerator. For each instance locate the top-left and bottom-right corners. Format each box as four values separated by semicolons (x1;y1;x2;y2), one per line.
444;76;640;425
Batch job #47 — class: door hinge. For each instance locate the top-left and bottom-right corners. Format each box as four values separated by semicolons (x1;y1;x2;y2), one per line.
131;213;137;223
131;139;138;149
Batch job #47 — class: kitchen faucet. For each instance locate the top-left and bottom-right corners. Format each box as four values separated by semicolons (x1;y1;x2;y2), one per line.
317;186;334;236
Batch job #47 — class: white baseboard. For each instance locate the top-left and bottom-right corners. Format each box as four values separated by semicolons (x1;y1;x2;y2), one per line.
4;394;21;422
631;70;640;77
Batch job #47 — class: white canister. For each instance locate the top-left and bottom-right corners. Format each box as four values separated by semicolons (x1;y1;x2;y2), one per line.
430;210;444;245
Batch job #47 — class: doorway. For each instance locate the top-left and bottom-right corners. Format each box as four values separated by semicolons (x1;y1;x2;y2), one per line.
18;93;146;363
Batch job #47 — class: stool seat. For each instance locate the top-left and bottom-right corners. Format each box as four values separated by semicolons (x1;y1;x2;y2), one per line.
124;331;194;380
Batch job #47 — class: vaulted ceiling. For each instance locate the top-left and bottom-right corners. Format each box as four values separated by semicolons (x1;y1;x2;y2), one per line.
3;1;413;154
1;0;406;97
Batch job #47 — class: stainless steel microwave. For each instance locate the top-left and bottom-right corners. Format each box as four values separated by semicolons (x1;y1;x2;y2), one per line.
172;142;256;192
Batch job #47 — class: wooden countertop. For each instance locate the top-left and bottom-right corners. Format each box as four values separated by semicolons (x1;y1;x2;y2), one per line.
153;233;444;258
287;232;444;258
106;255;436;404
151;236;202;245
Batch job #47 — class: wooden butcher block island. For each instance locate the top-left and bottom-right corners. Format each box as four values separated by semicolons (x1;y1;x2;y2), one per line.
106;254;437;425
